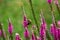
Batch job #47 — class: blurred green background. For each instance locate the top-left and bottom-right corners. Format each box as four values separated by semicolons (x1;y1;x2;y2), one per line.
0;0;60;40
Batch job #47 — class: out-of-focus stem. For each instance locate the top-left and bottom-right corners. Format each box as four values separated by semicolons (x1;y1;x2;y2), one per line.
49;4;52;11
49;4;57;27
54;0;60;16
25;37;30;40
50;3;59;40
50;4;59;27
0;23;6;40
56;4;60;16
29;0;39;33
9;35;13;40
46;30;53;40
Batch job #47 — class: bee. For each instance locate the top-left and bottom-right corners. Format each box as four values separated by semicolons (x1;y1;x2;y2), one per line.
27;19;32;25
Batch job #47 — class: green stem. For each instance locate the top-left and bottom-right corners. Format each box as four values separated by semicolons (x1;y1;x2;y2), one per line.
2;37;6;40
29;0;39;33
0;23;6;40
0;37;2;40
56;4;60;16
49;4;52;11
25;37;30;40
9;35;13;40
49;4;57;27
46;30;53;40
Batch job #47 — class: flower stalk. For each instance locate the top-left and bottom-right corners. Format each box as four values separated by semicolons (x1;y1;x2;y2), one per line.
50;5;58;40
23;14;28;28
40;10;46;40
29;0;39;33
8;18;13;40
15;33;21;40
54;0;60;15
24;28;30;40
31;31;36;40
0;22;6;40
32;25;37;40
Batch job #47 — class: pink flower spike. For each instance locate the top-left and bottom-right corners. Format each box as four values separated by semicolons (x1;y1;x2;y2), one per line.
24;14;27;21
8;18;13;35
57;21;60;40
47;0;52;4
0;23;6;38
23;21;28;28
40;19;46;40
40;11;46;40
24;28;29;38
23;14;28;28
50;24;54;35
50;23;58;40
15;33;21;40
31;33;36;40
0;30;2;37
58;28;60;40
54;0;59;5
57;21;60;25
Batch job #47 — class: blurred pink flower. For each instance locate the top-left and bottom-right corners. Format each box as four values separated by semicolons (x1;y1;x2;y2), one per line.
47;0;52;4
50;24;55;36
40;28;46;40
24;28;29;38
31;32;36;40
58;28;60;40
40;17;46;40
8;18;13;35
0;30;2;37
23;14;28;28
57;21;60;40
15;33;21;40
54;0;59;5
24;14;27;21
0;23;6;39
57;21;60;25
50;23;58;40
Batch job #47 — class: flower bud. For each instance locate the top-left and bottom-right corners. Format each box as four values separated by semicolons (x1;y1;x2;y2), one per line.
47;0;52;4
15;33;21;40
8;18;13;35
24;28;29;38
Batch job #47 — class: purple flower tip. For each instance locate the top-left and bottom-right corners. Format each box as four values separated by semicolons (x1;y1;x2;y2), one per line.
50;24;55;35
50;23;58;40
57;21;60;27
23;21;28;28
54;0;59;5
40;19;46;40
23;14;28;28
31;33;36;40
47;0;52;4
0;30;2;37
8;18;13;35
24;14;27;21
24;28;29;38
15;33;21;40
